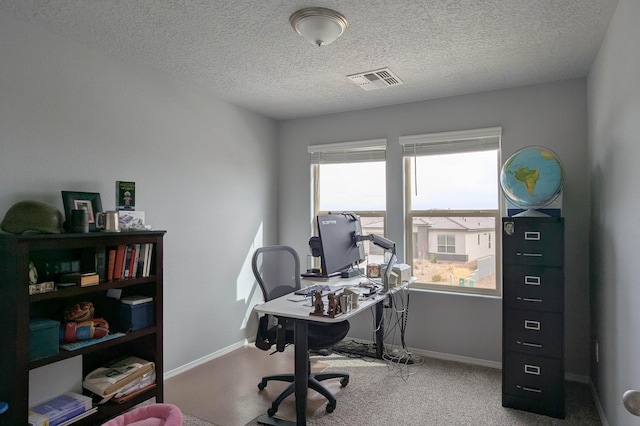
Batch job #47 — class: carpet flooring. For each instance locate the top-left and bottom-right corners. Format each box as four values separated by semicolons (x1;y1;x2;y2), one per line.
166;345;602;426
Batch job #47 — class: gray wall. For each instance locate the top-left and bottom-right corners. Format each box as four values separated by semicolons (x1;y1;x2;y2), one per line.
278;78;591;377
1;2;608;408
0;13;278;382
588;0;640;424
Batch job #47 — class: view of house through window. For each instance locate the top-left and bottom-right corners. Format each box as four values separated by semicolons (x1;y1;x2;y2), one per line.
411;215;497;290
402;128;501;296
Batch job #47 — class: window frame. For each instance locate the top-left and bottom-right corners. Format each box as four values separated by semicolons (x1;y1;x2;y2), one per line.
309;139;388;268
401;127;502;297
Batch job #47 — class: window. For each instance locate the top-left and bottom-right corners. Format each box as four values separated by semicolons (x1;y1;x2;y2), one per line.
309;139;387;266
438;234;455;253
401;127;501;296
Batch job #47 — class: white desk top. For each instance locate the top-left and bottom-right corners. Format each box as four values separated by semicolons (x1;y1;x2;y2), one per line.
253;276;411;323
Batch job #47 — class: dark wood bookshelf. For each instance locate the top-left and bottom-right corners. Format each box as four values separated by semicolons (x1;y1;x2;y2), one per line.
0;230;166;426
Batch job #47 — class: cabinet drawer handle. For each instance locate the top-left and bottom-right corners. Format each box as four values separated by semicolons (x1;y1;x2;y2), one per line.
524;364;541;375
518;252;543;257
517;340;543;348
525;232;540;240
517;297;543;303
524;276;541;285
524;320;541;330
517;385;542;393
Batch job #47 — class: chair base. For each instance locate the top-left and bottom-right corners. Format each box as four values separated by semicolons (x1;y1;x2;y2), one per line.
258;368;349;416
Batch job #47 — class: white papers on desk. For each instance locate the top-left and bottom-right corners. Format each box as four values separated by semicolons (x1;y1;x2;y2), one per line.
296;284;346;295
286;295;308;302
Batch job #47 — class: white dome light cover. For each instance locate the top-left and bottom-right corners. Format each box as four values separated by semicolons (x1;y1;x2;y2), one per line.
290;7;348;47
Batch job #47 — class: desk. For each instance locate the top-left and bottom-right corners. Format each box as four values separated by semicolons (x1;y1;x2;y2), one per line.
301;276;398;359
253;280;408;426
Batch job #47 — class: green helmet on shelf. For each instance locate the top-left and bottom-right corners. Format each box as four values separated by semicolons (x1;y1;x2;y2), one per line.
1;200;64;234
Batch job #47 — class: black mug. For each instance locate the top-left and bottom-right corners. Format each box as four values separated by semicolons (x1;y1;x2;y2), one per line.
69;209;89;233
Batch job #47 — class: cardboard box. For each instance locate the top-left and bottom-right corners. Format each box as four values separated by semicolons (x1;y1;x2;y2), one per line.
392;263;412;285
382;263;412;287
30;318;60;360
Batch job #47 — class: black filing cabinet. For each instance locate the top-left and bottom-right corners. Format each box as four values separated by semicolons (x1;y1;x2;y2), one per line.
502;217;565;418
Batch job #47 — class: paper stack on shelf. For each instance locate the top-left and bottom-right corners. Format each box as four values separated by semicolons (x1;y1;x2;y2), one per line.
83;356;155;400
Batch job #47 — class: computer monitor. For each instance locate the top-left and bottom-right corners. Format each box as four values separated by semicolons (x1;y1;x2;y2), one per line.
313;212;365;277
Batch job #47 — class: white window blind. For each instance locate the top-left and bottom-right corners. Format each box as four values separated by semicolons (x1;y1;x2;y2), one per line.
308;138;387;164
399;127;501;156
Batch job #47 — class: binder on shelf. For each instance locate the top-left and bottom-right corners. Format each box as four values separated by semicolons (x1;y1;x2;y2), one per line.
144;244;154;277
113;245;126;280
122;246;132;278
107;249;116;281
96;248;106;281
130;243;140;278
135;243;147;277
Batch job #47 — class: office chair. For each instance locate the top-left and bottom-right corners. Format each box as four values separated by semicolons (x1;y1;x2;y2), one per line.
252;245;350;416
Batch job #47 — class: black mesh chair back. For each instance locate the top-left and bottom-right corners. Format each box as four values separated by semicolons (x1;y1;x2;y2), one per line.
252;245;301;302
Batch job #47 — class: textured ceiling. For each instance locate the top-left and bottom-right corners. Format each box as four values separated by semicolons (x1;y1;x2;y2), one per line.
0;0;618;120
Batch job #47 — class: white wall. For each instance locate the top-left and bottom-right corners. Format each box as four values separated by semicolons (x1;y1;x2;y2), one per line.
588;0;640;424
278;79;591;375
0;13;279;382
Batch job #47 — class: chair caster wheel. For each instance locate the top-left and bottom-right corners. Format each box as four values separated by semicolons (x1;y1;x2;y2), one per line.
267;407;277;416
257;381;266;390
340;377;349;387
326;403;336;413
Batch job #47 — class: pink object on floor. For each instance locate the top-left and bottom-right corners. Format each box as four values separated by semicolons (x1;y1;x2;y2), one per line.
101;403;183;426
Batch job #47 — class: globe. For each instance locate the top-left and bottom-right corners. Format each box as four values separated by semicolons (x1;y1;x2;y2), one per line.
500;146;564;209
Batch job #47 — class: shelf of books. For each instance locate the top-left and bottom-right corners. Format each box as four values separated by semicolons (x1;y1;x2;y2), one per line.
0;230;165;426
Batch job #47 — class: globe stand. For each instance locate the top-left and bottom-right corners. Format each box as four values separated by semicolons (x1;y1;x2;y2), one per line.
513;209;552;217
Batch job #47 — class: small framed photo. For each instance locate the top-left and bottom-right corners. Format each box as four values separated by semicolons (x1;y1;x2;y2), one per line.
61;191;103;231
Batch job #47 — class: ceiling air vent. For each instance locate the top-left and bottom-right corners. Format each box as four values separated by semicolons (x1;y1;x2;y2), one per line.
347;68;404;91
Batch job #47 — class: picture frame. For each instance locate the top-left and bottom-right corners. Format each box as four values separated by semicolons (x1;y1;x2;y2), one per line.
61;191;103;231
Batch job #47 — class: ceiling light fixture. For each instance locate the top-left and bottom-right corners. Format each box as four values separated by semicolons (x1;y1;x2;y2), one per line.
289;7;348;47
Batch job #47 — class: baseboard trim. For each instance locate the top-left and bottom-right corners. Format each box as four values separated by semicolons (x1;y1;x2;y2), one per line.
340;337;503;369
341;338;592;384
566;372;590;384
165;338;592;387
163;340;248;380
590;379;609;426
407;347;502;370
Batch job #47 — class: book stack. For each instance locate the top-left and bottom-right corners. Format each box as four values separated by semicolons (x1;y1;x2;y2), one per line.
106;243;154;281
83;355;155;401
28;391;96;426
59;272;99;287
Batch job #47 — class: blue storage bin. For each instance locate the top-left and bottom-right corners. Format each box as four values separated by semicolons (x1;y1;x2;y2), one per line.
120;300;155;331
30;318;60;360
